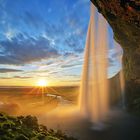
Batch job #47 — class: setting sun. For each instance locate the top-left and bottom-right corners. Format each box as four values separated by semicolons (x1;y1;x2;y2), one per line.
37;79;48;87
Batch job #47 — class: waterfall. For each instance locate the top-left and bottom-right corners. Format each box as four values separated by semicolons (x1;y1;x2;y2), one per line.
79;2;109;124
120;69;126;109
79;2;126;126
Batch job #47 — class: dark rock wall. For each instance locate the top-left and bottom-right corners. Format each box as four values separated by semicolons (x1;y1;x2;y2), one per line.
91;0;140;113
91;0;140;80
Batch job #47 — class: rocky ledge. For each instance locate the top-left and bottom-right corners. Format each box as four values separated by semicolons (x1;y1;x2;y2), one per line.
91;0;140;114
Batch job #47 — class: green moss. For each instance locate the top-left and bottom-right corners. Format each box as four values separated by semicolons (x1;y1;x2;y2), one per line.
0;113;77;140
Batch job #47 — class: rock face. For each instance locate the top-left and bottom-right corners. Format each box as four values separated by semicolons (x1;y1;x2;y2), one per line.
91;0;140;113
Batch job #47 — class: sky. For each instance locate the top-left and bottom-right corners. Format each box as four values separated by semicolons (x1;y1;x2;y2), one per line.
0;0;123;86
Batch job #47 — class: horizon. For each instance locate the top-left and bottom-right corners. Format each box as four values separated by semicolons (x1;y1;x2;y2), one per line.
0;84;79;88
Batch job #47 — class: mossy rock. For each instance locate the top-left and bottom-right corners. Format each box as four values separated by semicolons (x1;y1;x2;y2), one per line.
0;113;77;140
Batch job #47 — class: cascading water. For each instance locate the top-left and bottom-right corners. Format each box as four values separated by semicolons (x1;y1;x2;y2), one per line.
119;69;126;109
79;3;109;124
80;2;126;126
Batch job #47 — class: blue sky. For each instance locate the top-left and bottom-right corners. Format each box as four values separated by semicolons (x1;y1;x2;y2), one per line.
0;0;122;86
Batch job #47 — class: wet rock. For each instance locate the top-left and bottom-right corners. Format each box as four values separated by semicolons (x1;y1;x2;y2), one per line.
91;0;140;113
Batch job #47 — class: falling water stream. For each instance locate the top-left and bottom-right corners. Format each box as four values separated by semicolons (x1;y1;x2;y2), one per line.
80;2;125;126
119;70;126;109
80;3;109;124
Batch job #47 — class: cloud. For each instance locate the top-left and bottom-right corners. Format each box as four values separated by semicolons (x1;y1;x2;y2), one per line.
0;68;23;73
0;75;33;79
4;28;17;40
64;35;84;53
13;76;32;79
61;63;81;68
0;0;88;67
61;64;79;68
24;11;44;29
0;35;59;65
0;76;32;79
61;79;80;83
45;23;64;38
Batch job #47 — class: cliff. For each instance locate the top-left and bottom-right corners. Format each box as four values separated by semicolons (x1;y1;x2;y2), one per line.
91;0;140;113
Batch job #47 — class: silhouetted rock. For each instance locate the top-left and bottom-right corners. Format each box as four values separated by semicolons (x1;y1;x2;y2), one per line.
91;0;140;113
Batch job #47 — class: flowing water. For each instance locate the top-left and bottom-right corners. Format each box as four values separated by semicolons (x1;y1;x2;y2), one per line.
119;70;126;109
79;2;127;127
80;3;109;124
